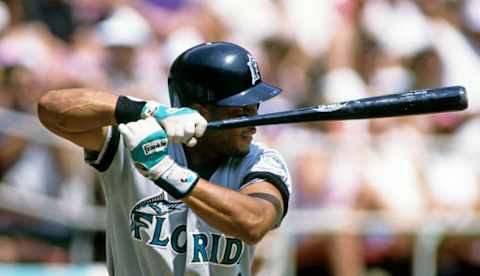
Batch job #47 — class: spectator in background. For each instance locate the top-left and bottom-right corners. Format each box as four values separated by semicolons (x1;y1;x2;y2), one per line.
0;63;71;263
294;2;369;275
362;116;429;276
21;0;75;42
416;0;480;112
95;5;160;101
461;0;480;54
422;103;480;276
0;3;97;263
70;0;113;26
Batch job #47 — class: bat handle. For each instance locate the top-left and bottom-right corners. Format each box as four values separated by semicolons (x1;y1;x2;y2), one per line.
207;117;249;130
207;120;223;130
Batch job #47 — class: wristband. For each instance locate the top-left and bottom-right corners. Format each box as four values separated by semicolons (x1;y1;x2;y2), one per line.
154;163;199;199
114;96;146;124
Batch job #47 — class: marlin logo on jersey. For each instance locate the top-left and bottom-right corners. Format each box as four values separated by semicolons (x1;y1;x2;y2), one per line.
130;194;186;248
130;193;184;218
142;139;167;155
130;194;244;265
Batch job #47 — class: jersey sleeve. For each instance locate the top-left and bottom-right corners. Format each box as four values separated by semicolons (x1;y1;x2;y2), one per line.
84;126;121;172
241;149;292;220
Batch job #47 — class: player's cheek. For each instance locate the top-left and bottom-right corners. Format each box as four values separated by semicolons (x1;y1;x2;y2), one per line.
222;129;242;146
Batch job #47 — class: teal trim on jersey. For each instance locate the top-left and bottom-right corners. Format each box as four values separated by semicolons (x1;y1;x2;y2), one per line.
131;131;168;170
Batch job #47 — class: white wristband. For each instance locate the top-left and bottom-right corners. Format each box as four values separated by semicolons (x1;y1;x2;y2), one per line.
154;162;199;199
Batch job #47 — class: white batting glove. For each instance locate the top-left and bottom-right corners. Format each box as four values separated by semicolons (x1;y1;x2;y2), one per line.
119;117;199;199
141;102;207;147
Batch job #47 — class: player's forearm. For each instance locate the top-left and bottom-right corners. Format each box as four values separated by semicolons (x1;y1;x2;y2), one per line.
183;179;275;244
38;89;118;133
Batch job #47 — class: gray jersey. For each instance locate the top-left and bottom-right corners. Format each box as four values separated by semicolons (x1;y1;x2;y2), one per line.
85;126;291;276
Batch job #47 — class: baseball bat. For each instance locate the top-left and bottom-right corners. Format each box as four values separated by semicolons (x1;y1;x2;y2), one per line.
206;86;468;130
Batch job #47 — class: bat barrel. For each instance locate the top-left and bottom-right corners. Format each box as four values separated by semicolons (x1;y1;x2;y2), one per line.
207;86;468;130
344;85;468;119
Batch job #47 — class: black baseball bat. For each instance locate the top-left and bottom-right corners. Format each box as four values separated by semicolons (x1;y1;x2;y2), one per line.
206;86;468;130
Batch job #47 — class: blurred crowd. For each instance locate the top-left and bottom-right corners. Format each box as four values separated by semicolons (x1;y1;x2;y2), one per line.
0;0;479;275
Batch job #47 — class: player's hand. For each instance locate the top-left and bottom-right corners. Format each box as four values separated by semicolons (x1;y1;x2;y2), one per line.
119;117;199;198
141;102;207;147
118;117;173;180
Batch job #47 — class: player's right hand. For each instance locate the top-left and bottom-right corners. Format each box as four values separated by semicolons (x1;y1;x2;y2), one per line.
141;101;207;147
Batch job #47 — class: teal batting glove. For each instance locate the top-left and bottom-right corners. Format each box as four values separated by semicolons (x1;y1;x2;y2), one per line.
119;117;199;199
141;102;207;147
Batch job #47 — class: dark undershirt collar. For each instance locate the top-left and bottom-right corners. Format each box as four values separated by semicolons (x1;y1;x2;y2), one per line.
183;145;227;180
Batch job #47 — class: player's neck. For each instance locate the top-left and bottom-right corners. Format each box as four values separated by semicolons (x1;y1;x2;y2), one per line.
184;145;227;180
184;144;227;167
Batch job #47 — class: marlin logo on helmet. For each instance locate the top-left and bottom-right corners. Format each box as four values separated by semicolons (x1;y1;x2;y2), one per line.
247;54;260;85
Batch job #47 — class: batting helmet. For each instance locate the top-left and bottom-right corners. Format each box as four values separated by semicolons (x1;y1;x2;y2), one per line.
168;42;282;107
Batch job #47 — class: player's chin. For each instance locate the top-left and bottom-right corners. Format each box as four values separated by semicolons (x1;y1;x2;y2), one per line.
232;147;250;157
233;140;252;156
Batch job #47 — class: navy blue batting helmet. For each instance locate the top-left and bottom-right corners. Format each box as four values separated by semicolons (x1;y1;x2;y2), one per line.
168;42;282;107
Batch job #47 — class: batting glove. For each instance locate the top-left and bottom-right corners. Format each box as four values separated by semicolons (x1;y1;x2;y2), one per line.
141;101;207;147
119;117;199;199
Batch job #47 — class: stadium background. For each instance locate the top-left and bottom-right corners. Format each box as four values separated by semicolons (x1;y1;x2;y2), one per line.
0;0;479;275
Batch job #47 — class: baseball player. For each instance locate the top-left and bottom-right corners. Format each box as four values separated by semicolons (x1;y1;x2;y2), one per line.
38;42;291;276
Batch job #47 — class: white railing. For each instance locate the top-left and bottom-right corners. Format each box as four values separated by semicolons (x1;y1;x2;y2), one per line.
267;209;480;276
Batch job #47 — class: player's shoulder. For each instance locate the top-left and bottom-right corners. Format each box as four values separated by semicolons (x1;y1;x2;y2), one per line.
239;141;288;173
248;141;285;160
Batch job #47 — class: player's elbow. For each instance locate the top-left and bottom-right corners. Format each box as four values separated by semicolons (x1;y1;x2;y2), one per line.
238;215;270;244
38;89;82;129
38;91;59;128
242;230;266;245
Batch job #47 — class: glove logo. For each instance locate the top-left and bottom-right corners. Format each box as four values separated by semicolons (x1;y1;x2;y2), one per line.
142;102;159;117
143;139;168;155
180;175;194;183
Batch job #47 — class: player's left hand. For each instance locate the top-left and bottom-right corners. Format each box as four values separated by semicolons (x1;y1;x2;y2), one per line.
141;102;207;147
119;117;199;199
118;117;173;180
